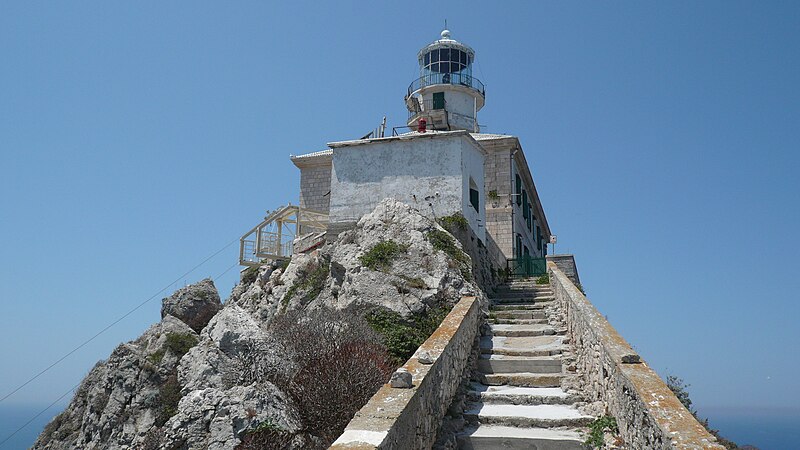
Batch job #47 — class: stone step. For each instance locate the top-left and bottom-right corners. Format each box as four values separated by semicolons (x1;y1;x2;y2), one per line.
493;298;555;305
477;354;563;374
457;425;586;450
480;335;568;357
466;383;579;405
491;311;546;319
494;285;553;291
492;294;555;302
488;324;556;337
502;283;552;289
489;318;549;325
477;372;565;388
490;304;548;311
464;402;594;428
494;287;553;294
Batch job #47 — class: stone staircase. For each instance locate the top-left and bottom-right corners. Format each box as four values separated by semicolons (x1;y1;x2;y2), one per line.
457;279;593;449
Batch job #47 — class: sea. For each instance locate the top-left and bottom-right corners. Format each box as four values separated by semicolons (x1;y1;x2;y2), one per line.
1;405;798;449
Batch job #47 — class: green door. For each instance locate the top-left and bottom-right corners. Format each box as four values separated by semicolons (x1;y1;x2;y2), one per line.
432;92;445;110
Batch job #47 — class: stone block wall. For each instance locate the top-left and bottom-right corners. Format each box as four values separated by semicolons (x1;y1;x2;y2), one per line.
299;164;332;213
546;254;581;286
548;263;724;449
330;296;482;450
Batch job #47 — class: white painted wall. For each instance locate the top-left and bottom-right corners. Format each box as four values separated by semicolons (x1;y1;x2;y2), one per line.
460;138;486;242
329;133;486;241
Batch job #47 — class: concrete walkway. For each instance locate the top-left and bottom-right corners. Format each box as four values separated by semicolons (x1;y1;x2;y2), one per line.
457;279;593;449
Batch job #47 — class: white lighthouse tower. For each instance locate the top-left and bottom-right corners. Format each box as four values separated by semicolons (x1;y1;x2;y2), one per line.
405;29;486;132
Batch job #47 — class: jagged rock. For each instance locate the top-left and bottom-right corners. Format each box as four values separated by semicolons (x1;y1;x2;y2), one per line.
161;278;222;333
37;199;495;450
160;384;301;450
33;315;196;450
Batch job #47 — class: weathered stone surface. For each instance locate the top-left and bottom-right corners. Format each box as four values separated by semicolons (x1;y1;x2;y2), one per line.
161;278;222;333
390;369;413;388
37;200;491;450
33;314;197;450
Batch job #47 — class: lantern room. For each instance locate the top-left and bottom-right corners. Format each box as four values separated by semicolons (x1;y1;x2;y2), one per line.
406;30;486;133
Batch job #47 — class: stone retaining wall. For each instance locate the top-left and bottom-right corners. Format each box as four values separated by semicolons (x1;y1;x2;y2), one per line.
330;296;482;450
548;263;724;449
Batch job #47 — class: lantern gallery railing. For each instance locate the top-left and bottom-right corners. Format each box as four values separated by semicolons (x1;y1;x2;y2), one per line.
407;72;485;97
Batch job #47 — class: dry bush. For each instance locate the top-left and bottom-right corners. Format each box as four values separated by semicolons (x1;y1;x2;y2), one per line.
289;341;393;443
231;308;394;448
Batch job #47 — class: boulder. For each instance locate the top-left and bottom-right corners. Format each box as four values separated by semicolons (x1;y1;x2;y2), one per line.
161;278;222;332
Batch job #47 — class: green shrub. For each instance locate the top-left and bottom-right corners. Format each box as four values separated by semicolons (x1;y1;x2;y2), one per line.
164;332;198;358
276;258;291;272
148;349;166;364
535;274;550;285
283;259;330;307
241;265;260;285
487;190;499;200
426;229;472;280
156;372;182;426
400;275;427;290
359;240;409;271
585;415;618;448
366;306;449;365
437;212;468;232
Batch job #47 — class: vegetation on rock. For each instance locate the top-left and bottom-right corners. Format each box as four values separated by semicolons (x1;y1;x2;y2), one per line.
156;373;182;426
164;332;198;358
236;418;292;450
585;415;619;448
359;240;409;271
437;212;468;232
426;228;472;280
535;274;550;285
366;306;450;365
283;258;330;307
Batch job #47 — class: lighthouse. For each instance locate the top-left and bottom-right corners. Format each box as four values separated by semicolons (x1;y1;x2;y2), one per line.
406;29;486;133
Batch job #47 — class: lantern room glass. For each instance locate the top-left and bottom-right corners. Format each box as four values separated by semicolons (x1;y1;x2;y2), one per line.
420;47;473;79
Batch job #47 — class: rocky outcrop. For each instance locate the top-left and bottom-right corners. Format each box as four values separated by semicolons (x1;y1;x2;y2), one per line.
36;199;495;450
161;278;222;333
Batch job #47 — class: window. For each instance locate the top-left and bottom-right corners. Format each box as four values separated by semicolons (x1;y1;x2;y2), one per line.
522;190;529;219
516;234;523;259
515;174;522;206
527;205;533;232
523;246;529;257
469;188;479;213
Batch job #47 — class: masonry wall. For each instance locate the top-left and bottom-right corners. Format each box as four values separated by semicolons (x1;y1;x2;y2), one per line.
330;296;482;450
482;143;513;267
299;164;332;213
548;262;725;449
329;134;485;242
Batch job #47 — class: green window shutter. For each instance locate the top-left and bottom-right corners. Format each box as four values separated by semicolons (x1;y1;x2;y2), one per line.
522;191;529;219
432;92;445;109
515;175;522;205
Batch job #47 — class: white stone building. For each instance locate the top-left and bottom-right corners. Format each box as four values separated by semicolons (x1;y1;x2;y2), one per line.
243;30;551;271
288;30;551;269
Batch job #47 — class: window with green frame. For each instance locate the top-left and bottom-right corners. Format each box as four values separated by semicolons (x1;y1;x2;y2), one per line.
515;234;522;258
515;174;522;206
522;190;529;220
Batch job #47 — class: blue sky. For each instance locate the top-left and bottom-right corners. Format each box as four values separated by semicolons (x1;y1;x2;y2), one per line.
1;0;799;445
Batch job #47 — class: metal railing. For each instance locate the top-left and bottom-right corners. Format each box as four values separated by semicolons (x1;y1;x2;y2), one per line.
407;98;445;119
407;72;485;97
507;257;547;278
239;205;329;266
